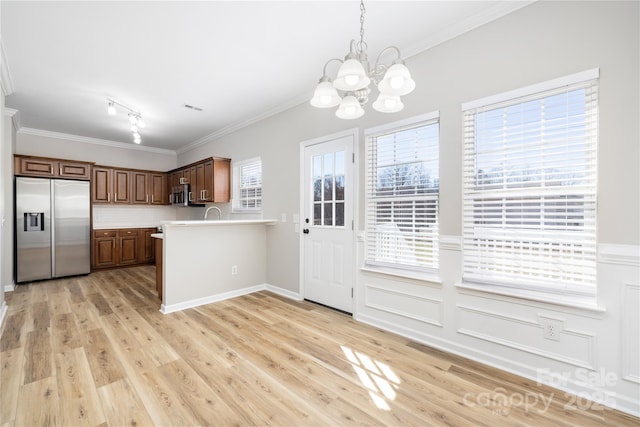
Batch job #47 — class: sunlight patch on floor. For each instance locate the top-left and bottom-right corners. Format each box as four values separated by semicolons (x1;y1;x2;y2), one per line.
341;345;401;411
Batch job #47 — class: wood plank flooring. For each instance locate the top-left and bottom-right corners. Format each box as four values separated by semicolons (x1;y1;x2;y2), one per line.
1;266;638;426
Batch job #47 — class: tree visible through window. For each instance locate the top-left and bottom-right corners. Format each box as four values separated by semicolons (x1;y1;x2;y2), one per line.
365;113;440;271
462;70;598;297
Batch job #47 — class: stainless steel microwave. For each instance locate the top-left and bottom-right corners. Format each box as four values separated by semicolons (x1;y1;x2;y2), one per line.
171;184;204;207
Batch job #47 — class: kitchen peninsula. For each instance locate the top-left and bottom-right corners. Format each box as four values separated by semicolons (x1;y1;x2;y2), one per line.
154;219;276;313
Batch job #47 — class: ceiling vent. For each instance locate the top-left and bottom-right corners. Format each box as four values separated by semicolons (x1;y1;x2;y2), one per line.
183;104;203;112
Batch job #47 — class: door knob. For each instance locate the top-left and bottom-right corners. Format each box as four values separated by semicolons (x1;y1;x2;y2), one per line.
303;228;310;234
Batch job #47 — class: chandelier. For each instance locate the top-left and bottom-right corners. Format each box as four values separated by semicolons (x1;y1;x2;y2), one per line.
106;98;145;144
310;0;415;119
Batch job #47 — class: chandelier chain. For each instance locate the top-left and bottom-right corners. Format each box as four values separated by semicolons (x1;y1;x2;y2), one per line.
358;0;366;53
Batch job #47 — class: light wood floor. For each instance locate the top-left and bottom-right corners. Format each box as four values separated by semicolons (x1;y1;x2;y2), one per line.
1;266;637;427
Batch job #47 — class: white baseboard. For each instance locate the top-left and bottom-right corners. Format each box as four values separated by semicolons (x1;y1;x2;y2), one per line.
159;283;302;314
160;284;265;314
355;312;640;418
4;281;15;293
265;283;302;300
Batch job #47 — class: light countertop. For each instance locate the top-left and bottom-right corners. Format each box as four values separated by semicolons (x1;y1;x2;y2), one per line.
161;219;277;227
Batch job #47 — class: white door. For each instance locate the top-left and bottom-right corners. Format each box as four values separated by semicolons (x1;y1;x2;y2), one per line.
301;132;354;313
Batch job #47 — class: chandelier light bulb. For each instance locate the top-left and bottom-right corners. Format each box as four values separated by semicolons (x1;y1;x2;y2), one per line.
333;57;370;91
129;114;138;125
136;119;145;129
336;95;364;119
373;93;404;113
107;102;116;116
310;79;341;108
378;63;416;96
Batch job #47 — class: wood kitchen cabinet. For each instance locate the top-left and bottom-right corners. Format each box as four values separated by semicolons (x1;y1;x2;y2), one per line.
93;166;168;205
92;228;156;270
118;229;139;264
167;157;231;204
133;172;167;205
139;228;156;263
92;166;130;204
149;173;167;205
93;230;118;268
92;166;112;203
113;169;131;204
15;155;92;180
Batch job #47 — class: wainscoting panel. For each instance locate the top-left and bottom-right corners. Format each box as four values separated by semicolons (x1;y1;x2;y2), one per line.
457;305;596;369
622;282;640;384
364;283;443;327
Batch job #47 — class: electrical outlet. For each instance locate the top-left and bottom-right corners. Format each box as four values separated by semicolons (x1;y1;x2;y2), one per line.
540;317;563;341
231;265;238;275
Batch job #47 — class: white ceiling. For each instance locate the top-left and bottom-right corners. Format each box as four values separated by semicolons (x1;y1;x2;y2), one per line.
2;1;530;153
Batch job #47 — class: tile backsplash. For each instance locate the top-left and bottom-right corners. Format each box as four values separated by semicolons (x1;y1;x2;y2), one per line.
93;205;177;229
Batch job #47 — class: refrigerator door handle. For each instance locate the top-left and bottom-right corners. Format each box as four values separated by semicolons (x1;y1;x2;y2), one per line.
50;180;56;277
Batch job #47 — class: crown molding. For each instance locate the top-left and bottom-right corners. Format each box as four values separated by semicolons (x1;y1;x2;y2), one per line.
0;41;15;96
18;127;177;156
402;1;536;60
177;1;535;155
4;107;20;131
176;93;309;155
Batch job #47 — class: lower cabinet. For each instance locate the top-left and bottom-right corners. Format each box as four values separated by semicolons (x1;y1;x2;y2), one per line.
92;228;157;270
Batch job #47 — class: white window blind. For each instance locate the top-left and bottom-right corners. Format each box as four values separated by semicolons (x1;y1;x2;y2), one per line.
462;73;598;297
365;115;439;272
233;158;262;211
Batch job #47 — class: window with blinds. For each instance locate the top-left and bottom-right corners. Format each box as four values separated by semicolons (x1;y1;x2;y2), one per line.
462;70;598;297
365;113;439;272
233;157;262;211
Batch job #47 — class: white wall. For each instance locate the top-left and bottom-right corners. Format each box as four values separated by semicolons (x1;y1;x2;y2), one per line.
2;110;15;292
16;129;178;171
177;1;639;415
0;84;6;325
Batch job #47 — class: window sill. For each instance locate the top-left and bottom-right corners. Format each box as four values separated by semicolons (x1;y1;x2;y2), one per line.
231;209;263;214
360;265;442;286
455;282;606;315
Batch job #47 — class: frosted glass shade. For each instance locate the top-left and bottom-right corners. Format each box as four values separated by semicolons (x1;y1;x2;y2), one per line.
310;80;341;108
378;63;415;96
335;95;364;119
333;59;370;91
372;93;404;113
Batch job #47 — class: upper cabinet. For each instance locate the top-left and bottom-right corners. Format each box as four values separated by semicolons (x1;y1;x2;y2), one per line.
93;166;168;205
15;155;92;180
168;157;230;204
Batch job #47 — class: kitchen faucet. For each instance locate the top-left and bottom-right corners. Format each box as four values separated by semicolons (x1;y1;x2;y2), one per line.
203;205;222;220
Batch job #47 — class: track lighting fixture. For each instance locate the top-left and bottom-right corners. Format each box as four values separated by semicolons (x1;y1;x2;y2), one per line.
310;0;415;119
106;98;145;144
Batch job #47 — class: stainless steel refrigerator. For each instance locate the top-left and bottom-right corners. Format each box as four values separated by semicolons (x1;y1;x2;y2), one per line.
15;177;90;283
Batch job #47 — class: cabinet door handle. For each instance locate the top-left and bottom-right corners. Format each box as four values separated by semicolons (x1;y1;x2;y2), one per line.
107;193;110;202
146;194;149;203
203;189;208;200
188;192;193;202
151;195;154;203
169;194;173;204
59;167;62;175
115;193;118;202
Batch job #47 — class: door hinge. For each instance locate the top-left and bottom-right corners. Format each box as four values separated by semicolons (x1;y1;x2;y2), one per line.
352;152;355;163
351;288;354;298
351;220;354;230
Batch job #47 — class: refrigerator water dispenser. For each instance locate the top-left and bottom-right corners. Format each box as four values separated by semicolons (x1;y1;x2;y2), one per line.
24;212;44;231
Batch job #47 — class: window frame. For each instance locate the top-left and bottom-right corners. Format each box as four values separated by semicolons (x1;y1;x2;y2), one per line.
232;157;263;213
364;111;440;276
461;69;599;300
